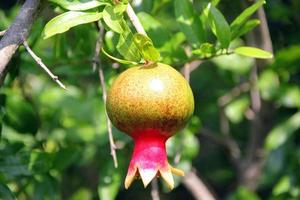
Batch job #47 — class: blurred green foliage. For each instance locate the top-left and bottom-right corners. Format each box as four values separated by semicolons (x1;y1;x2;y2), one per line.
0;0;300;200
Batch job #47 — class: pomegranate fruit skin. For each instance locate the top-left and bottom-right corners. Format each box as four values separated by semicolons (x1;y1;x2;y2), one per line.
106;62;194;189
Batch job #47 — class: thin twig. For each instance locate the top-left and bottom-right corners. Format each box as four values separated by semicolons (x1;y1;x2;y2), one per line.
151;179;160;200
93;26;118;168
0;30;6;36
126;3;147;35
23;40;66;90
217;82;250;137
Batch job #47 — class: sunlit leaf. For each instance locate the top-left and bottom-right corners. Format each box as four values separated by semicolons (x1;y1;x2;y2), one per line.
29;150;54;174
230;0;265;39
225;97;250;123
234;19;260;39
258;70;280;100
265;111;300;151
133;33;160;61
43;11;102;39
137;12;170;47
174;0;205;47
234;46;273;59
103;5;126;34
272;176;291;196
0;182;16;200
205;4;231;48
70;188;93;200
279;86;300;108
116;28;142;62
102;48;138;65
49;0;108;11
227;187;260;200
192;43;215;58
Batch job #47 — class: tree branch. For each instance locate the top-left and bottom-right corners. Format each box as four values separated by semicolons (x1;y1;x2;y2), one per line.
199;128;241;163
218;82;251;107
93;26;118;168
151;178;160;200
183;170;216;200
237;2;275;189
0;0;40;86
126;3;147;35
182;60;203;83
23;40;66;90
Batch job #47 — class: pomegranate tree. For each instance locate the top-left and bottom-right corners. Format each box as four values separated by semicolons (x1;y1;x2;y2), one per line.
106;62;194;189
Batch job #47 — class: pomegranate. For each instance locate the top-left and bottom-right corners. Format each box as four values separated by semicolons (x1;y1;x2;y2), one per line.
106;62;194;189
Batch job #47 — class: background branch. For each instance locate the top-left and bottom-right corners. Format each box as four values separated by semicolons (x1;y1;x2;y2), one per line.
199;128;241;163
237;3;275;189
151;179;160;200
183;170;216;200
0;0;40;86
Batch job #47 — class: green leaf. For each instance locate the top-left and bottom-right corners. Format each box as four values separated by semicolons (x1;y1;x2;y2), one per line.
49;0;108;11
225;97;250;123
211;0;221;6
33;175;58;200
103;5;126;34
102;48;138;65
272;176;291;196
52;147;80;170
205;4;231;48
3;91;39;135
279;86;300;108
265;111;300;151
28;150;54;174
98;155;126;200
116;28;142;62
133;33;160;61
258;70;280;100
230;0;265;39
174;0;205;47
192;43;215;58
98;169;121;200
0;182;16;200
0;154;31;177
227;187;261;200
234;46;273;59
70;188;93;200
137;12;170;48
43;11;103;39
234;19;260;38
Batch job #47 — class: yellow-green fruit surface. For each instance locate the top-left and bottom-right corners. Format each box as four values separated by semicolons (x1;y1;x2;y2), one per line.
106;62;194;137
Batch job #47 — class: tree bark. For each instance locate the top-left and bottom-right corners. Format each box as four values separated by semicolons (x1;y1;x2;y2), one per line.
0;0;40;86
